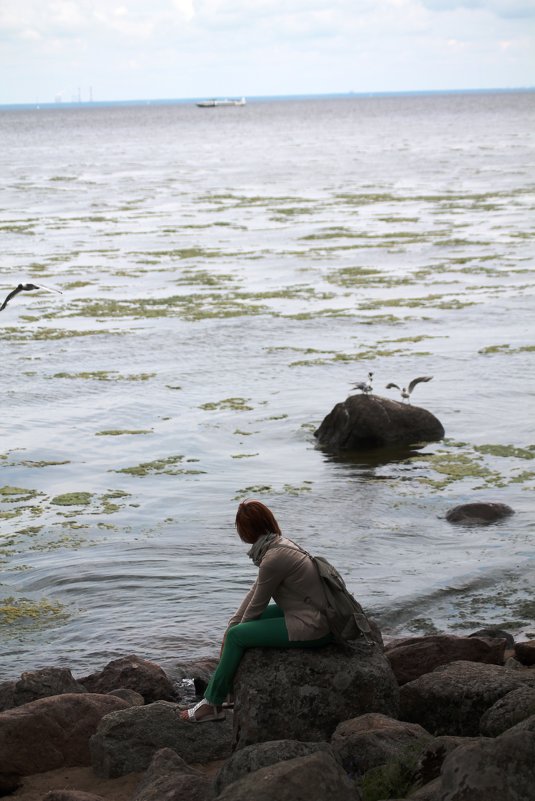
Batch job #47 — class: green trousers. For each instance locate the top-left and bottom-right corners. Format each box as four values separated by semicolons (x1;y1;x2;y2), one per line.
204;603;332;705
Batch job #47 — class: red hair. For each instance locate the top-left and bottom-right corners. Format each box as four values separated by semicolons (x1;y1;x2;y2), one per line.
235;500;282;544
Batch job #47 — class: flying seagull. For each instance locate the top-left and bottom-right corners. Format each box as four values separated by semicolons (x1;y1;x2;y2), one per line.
0;283;63;312
351;371;374;395
386;376;433;403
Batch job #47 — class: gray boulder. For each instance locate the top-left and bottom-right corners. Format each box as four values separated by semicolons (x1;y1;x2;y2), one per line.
0;682;15;713
131;747;212;801
413;735;490;789
330;713;430;776
498;712;535;736
406;777;442;800
232;640;399;749
214;739;337;795
106;688;145;706
400;660;535;736
445;502;514;524
0;773;21;795
436;731;535;800
0;667;86;712
90;700;233;778
385;635;506;685
216;750;360;801
314;395;444;452
79;655;179;704
479;685;535;736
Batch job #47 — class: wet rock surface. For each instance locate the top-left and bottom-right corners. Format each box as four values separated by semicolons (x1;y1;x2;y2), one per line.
314;394;444;452
445;501;514;524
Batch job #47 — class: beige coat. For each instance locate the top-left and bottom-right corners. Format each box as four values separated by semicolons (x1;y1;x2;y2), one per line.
228;536;330;641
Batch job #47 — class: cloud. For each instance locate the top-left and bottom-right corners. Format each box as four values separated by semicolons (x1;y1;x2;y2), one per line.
0;0;533;102
420;0;535;18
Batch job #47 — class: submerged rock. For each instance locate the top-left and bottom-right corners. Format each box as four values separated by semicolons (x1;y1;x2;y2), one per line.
314;395;444;452
232;640;399;750
445;502;514;524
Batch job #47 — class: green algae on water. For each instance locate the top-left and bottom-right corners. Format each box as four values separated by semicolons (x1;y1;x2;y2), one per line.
0;327;122;342
20;460;70;468
234;485;273;500
0;596;68;628
413;451;504;490
474;444;535;460
200;397;253;412
51;492;93;506
1;486;42;500
52;371;155;381
479;343;535;355
283;482;313;495
96;429;153;436
115;455;205;477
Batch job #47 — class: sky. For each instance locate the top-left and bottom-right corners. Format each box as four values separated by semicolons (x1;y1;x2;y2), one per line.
1;0;534;104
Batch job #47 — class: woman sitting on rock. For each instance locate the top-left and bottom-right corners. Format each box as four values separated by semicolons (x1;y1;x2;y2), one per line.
180;499;332;722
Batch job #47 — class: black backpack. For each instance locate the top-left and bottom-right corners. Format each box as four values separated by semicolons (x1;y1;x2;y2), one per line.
282;541;375;646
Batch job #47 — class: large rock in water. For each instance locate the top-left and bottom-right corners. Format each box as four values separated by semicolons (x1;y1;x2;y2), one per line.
314;395;444;452
232;641;399;750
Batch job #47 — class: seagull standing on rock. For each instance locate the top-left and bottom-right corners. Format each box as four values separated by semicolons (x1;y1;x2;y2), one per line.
0;283;63;312
386;376;433;403
351;371;374;395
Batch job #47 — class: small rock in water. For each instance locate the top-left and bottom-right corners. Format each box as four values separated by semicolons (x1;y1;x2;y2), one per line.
445;502;514;524
469;628;515;649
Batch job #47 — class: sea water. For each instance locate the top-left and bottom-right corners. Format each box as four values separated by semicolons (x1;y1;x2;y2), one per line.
0;91;534;680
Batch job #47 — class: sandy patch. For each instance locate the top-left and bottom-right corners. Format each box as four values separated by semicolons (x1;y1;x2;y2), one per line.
10;760;225;801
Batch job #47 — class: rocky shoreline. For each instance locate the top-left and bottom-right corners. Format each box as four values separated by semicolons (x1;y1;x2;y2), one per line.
1;628;534;801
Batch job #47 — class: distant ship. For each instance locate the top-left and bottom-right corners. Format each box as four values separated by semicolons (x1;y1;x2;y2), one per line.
196;97;246;108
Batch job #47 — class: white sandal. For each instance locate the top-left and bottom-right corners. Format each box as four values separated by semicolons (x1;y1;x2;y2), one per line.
182;698;226;723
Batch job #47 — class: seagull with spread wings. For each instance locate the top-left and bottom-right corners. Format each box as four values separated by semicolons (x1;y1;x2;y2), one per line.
0;283;63;312
386;376;433;403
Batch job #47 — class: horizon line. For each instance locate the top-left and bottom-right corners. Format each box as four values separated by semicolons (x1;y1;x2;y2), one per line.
1;86;534;111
